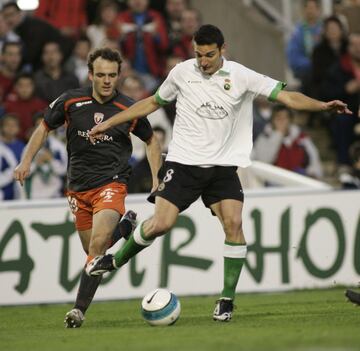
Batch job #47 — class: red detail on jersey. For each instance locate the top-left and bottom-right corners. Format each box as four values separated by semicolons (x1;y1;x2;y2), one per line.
64;96;92;112
42;119;51;131
63;96;92;124
112;101;128;111
112;101;138;134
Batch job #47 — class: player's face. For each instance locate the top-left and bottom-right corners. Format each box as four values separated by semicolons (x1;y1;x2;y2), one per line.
194;43;225;75
89;57;119;102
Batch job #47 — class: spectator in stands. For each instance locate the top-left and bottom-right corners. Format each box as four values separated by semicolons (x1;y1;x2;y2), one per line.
34;0;87;39
34;41;79;103
321;32;360;165
0;41;22;101
0;12;20;53
4;73;47;141
128;125;167;193
286;0;322;94
0;114;24;200
1;2;73;70
65;35;92;87
117;57;136;86
119;73;149;100
117;0;169;91
164;0;189;54
119;73;172;163
311;15;348;99
161;55;183;124
252;105;323;179
86;0;120;49
20;114;67;199
0;114;24;162
339;140;360;189
339;0;360;33
253;96;273;141
173;8;202;60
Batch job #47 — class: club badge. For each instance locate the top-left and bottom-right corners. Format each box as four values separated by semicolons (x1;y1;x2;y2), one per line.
224;78;231;91
94;112;104;124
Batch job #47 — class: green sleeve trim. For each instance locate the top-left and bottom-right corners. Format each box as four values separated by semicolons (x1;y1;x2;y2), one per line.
155;90;170;106
268;81;287;102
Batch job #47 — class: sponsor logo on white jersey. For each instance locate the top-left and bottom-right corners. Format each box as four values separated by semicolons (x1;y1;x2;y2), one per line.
196;101;228;119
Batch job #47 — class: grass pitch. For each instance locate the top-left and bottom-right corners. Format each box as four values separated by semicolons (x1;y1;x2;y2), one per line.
0;288;359;351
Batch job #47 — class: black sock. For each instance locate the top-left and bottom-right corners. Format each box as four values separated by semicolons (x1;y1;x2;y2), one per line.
74;269;102;314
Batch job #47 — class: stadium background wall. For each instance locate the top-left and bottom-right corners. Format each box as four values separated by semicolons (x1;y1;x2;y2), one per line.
1;189;360;305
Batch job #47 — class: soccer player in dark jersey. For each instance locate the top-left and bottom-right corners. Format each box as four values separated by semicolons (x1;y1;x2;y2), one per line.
14;48;162;328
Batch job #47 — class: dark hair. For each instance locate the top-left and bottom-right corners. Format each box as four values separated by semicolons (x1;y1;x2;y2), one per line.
323;15;346;34
0;114;20;129
87;47;122;73
193;24;224;49
2;41;22;54
304;0;320;7
95;0;119;25
2;2;21;12
76;35;92;46
14;72;34;84
271;105;294;120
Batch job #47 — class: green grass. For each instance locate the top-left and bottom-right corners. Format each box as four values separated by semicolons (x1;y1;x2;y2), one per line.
0;288;359;351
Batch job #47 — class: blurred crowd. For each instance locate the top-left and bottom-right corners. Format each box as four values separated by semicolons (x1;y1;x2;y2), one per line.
0;0;359;200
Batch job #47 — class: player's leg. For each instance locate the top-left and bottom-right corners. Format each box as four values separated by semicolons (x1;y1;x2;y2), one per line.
64;228;99;328
86;161;200;276
88;208;121;256
87;197;179;275
210;199;246;322
65;194;94;328
65;184;125;327
202;166;245;322
65;208;121;327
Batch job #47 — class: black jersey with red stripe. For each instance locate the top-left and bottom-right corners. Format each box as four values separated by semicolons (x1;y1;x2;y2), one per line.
43;86;153;192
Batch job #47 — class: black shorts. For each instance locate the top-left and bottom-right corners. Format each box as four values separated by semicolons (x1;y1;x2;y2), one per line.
148;161;244;213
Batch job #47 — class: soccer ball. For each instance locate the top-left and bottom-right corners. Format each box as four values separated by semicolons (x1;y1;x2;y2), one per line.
141;288;181;326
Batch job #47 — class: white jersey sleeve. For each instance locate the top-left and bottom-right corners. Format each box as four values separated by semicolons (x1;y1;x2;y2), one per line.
244;66;286;101
155;66;179;105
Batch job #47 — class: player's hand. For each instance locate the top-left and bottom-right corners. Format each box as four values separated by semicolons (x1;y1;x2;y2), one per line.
14;162;31;186
323;100;353;115
89;121;110;145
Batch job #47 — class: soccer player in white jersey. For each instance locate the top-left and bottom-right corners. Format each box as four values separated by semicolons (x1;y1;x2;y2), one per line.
86;25;352;322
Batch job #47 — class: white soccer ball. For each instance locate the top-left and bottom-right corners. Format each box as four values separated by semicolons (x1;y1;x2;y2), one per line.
141;288;181;326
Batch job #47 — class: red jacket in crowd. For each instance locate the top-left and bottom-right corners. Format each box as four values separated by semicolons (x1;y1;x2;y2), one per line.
34;0;87;36
118;10;168;78
4;93;48;141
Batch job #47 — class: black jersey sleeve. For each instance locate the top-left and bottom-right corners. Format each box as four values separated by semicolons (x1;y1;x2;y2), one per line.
43;93;68;130
132;117;153;142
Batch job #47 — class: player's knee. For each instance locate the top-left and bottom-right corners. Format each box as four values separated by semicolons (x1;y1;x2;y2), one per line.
148;217;173;236
223;216;242;235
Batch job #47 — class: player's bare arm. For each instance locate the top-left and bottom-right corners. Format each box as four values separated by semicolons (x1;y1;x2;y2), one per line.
144;134;162;192
89;95;160;144
14;121;49;186
276;90;353;115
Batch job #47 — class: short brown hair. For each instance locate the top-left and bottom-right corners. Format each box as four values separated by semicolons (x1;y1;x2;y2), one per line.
87;47;122;74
